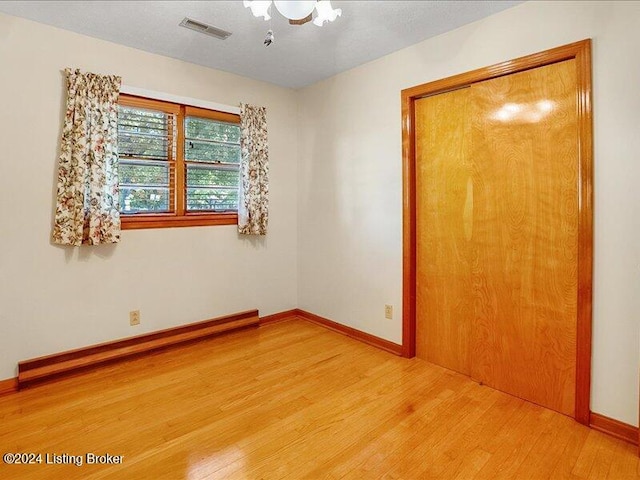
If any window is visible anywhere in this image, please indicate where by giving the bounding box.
[117,94,241,229]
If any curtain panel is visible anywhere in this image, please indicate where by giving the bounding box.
[52,68,122,246]
[238,103,269,235]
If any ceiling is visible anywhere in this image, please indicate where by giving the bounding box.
[0,1,522,89]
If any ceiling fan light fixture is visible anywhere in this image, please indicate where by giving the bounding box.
[273,1,316,21]
[313,0,342,26]
[243,0,272,20]
[244,0,343,31]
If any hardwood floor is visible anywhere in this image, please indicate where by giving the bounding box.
[0,318,637,479]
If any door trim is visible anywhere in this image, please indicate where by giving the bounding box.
[401,39,593,425]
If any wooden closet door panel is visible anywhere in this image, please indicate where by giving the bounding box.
[470,59,579,416]
[415,88,473,375]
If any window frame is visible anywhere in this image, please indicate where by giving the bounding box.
[118,94,241,230]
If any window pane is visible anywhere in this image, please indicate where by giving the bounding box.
[186,165,239,212]
[118,106,170,160]
[119,107,168,135]
[184,139,241,164]
[186,188,238,212]
[184,116,241,165]
[120,162,169,187]
[119,187,170,213]
[118,133,168,160]
[187,165,239,188]
[185,117,241,143]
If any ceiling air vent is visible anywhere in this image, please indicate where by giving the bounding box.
[179,17,232,40]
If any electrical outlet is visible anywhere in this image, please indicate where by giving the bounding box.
[129,310,140,326]
[385,304,393,320]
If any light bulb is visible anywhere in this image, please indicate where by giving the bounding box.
[273,1,316,20]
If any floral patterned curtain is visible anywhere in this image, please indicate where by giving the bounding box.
[52,69,122,246]
[238,103,269,235]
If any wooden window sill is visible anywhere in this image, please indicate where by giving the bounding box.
[121,212,238,230]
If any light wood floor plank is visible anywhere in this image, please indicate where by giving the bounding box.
[0,319,636,479]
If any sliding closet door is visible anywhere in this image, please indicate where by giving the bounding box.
[414,59,579,417]
[470,59,578,416]
[415,88,473,375]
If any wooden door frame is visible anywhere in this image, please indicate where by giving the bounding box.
[401,39,593,425]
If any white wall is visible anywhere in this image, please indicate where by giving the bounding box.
[298,1,640,426]
[0,13,299,379]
